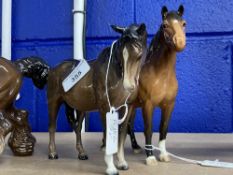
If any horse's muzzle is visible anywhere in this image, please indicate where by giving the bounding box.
[123,79,137,93]
[173,36,186,52]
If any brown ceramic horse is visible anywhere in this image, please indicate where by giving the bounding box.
[0,57,49,155]
[45,24,147,175]
[126,5,186,165]
[0,58,22,111]
[0,58,21,154]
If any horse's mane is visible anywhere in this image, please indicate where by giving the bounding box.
[146,26,163,61]
[96,40,122,67]
[96,40,123,79]
[14,56,50,89]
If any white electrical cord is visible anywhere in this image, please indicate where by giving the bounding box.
[105,40,131,125]
[145,144,233,169]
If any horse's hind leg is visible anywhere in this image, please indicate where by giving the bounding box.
[127,108,141,154]
[74,111,88,160]
[143,101,157,166]
[158,102,174,162]
[64,104,88,160]
[48,99,60,159]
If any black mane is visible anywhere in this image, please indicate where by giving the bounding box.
[97,40,123,78]
[14,56,50,89]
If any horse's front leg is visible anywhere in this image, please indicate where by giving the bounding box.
[127,108,141,153]
[159,102,174,162]
[100,112,106,151]
[143,101,157,166]
[117,106,133,170]
[100,109,118,175]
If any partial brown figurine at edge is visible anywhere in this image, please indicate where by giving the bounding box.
[0,56,49,156]
[8,109,36,156]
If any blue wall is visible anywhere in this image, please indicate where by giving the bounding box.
[0,0,232,132]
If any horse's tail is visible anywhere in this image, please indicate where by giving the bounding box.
[14,56,50,89]
[64,103,79,129]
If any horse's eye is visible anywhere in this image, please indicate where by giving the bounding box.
[133,38,138,42]
[123,36,131,42]
[163,23,168,29]
[183,21,186,27]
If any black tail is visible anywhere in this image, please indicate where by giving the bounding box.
[64,103,80,129]
[14,56,50,89]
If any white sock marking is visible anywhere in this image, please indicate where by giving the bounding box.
[159,139,167,155]
[105,154,118,174]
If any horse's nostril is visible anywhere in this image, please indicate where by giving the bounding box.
[173,37,180,44]
[173,36,185,48]
[178,39,183,46]
[123,79,137,92]
[128,84,136,92]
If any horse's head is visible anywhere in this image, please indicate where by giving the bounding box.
[161,5,186,52]
[111,23,147,92]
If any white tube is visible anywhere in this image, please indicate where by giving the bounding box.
[73,0,86,132]
[1,0,12,60]
[73,0,85,60]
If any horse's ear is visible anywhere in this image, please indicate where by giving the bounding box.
[137,23,146,35]
[178,5,184,17]
[161,6,168,19]
[111,25,125,34]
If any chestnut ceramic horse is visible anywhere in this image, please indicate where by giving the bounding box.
[0,56,49,155]
[126,5,186,165]
[45,24,147,175]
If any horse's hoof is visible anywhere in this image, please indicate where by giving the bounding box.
[48,153,59,160]
[0,136,5,155]
[159,153,171,162]
[100,145,106,152]
[105,173,119,175]
[117,161,129,170]
[132,144,142,154]
[105,168,119,175]
[78,153,88,160]
[146,156,158,166]
[133,148,142,154]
